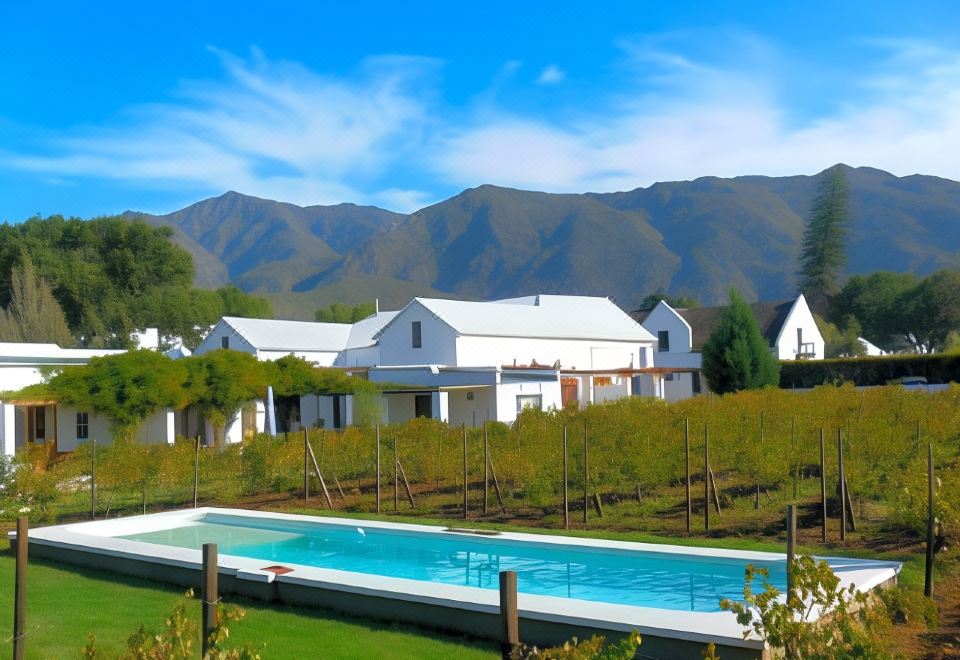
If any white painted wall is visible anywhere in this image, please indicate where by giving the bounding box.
[447,387,497,427]
[773,295,825,360]
[1,404,14,457]
[56,406,111,452]
[377,302,459,366]
[594,377,630,404]
[455,335,649,370]
[338,345,380,368]
[494,380,562,423]
[0,366,50,392]
[193,321,257,356]
[134,409,175,445]
[55,406,174,452]
[640,301,693,353]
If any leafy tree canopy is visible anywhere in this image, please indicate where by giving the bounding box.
[636,292,699,312]
[701,289,780,394]
[51,350,188,439]
[315,301,376,323]
[815,314,866,358]
[0,255,74,346]
[0,215,273,349]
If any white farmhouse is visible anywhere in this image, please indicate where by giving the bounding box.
[634,294,824,400]
[356,295,659,427]
[194,316,352,365]
[0,341,128,456]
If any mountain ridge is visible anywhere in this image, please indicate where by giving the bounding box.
[125,165,960,319]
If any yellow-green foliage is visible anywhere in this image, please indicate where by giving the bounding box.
[5,384,959,537]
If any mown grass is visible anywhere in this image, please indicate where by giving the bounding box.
[0,548,495,660]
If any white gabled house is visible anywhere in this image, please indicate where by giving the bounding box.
[0,341,157,457]
[634,294,824,400]
[356,295,659,427]
[194,316,352,365]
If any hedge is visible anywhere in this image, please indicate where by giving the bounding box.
[779,353,960,388]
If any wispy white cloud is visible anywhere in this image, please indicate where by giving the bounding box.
[5,36,960,214]
[436,36,960,192]
[536,65,566,85]
[5,48,441,211]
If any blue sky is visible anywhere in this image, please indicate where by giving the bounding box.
[1,1,959,221]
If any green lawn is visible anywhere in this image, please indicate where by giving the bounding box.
[0,549,495,659]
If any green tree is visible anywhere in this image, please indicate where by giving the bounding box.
[0,256,74,345]
[701,289,780,393]
[636,292,699,312]
[49,350,187,440]
[908,269,960,352]
[816,314,866,358]
[216,285,273,319]
[183,350,268,445]
[799,166,849,312]
[830,271,918,351]
[315,301,376,323]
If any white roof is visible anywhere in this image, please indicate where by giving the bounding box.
[0,342,124,364]
[221,317,351,352]
[345,311,399,349]
[378,296,655,342]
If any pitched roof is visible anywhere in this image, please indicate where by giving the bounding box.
[665,300,795,351]
[221,317,351,352]
[345,311,399,349]
[379,295,655,342]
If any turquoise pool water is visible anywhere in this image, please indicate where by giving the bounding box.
[121,514,785,612]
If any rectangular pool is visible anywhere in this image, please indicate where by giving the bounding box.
[15,508,901,659]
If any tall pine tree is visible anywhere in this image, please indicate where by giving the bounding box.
[799,166,849,312]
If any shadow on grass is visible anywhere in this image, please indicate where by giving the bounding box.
[0,546,495,655]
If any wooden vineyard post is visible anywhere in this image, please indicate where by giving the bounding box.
[304,428,310,502]
[489,454,506,514]
[563,426,569,530]
[583,424,589,527]
[838,429,846,542]
[499,571,520,660]
[685,418,691,534]
[397,458,416,509]
[462,424,468,520]
[484,422,489,515]
[756,412,763,509]
[820,428,827,543]
[194,435,201,509]
[201,543,219,658]
[376,425,381,514]
[704,425,710,532]
[925,442,935,598]
[394,436,399,512]
[786,505,797,606]
[13,516,27,660]
[436,426,443,493]
[791,417,799,500]
[306,438,334,508]
[91,439,97,520]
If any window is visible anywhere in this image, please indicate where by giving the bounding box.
[414,394,432,418]
[664,372,675,381]
[657,330,670,352]
[77,412,89,439]
[797,328,803,351]
[692,372,702,394]
[516,394,542,414]
[35,407,46,438]
[221,336,229,349]
[412,321,422,348]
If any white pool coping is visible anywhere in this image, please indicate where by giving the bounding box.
[11,507,901,651]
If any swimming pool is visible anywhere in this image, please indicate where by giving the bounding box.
[15,508,901,659]
[120,511,783,612]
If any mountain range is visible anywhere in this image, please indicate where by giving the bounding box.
[125,165,960,319]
